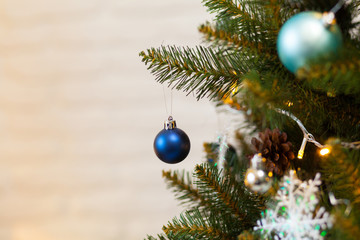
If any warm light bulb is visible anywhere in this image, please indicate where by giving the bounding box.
[257,170,265,178]
[297,150,304,159]
[320,147,330,156]
[286,101,294,107]
[246,172,256,184]
[297,137,307,159]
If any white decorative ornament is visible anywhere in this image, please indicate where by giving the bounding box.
[254,171,333,240]
[244,154,272,193]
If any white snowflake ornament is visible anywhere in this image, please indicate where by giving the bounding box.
[254,171,333,240]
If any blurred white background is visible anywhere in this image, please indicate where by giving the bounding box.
[0,0,218,239]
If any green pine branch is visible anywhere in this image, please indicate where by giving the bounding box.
[321,140,360,205]
[202,0,258,21]
[298,48,360,97]
[147,163,267,240]
[194,164,266,228]
[194,164,245,220]
[201,0,281,31]
[139,45,249,99]
[162,170,209,208]
[198,21,276,61]
[329,210,360,240]
[237,68,360,142]
[200,1,282,54]
[162,210,230,240]
[146,235,167,240]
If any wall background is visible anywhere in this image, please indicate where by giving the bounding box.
[0,0,218,239]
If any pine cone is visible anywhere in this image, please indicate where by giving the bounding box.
[251,128,295,176]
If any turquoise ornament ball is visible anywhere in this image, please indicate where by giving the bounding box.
[277,11,342,74]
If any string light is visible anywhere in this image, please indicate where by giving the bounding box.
[297,137,308,159]
[257,170,265,177]
[274,108,327,158]
[221,105,359,157]
[320,147,331,156]
[285,100,294,107]
[275,108,360,157]
[329,192,352,216]
[341,141,360,150]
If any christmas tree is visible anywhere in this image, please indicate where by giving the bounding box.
[139,0,360,239]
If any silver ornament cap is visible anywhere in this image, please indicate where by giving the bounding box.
[164,116,177,130]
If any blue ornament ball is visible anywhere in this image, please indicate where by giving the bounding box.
[153,118,190,164]
[277,11,342,73]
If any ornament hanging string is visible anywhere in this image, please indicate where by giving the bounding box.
[162,59,173,117]
[330,0,344,14]
[162,85,173,117]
